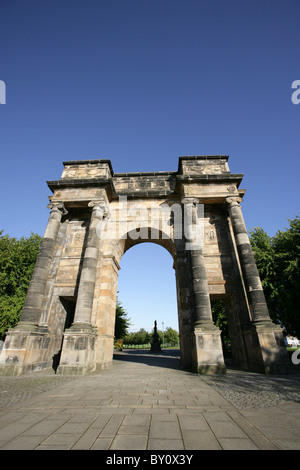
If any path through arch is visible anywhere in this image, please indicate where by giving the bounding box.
[117,242,179,362]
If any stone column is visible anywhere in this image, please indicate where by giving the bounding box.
[226,196,290,373]
[70,199,109,331]
[18,201,68,331]
[226,196,271,325]
[190,249,214,326]
[183,198,215,327]
[183,198,226,374]
[58,199,109,375]
[174,249,193,370]
[0,202,67,375]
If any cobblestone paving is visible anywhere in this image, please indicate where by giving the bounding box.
[0,351,299,450]
[203,368,300,410]
[0,353,299,412]
[0,373,78,409]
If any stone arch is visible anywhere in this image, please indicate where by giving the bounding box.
[93,226,181,370]
[0,156,291,376]
[123,227,177,259]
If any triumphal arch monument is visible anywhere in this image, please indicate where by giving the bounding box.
[0,156,290,375]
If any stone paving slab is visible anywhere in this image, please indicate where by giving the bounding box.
[0,349,299,451]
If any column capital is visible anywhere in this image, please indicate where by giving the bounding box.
[47,201,68,215]
[88,199,109,219]
[181,197,200,206]
[226,196,243,207]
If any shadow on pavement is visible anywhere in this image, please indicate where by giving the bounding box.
[113,348,182,370]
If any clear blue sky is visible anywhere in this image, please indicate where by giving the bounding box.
[0,0,299,332]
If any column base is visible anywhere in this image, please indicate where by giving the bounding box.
[57,323,98,375]
[244,320,291,374]
[191,322,226,374]
[0,324,50,376]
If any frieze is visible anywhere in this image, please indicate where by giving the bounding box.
[113,175,176,194]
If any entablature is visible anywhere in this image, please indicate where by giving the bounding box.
[46,155,246,206]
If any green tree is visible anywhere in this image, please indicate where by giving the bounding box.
[211,301,229,346]
[0,231,42,340]
[124,329,151,345]
[272,217,300,338]
[248,226,278,323]
[135,328,151,344]
[163,327,179,346]
[123,331,135,344]
[249,217,300,338]
[114,299,131,340]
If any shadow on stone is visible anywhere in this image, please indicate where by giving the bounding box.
[113,348,181,370]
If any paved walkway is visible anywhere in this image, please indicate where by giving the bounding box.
[0,349,300,450]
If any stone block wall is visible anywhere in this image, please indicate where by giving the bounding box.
[0,156,291,375]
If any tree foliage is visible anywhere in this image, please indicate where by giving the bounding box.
[163,326,179,346]
[249,216,300,338]
[211,301,229,345]
[123,328,151,345]
[114,299,131,340]
[0,231,42,340]
[123,326,179,346]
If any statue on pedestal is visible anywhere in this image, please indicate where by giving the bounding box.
[150,320,161,353]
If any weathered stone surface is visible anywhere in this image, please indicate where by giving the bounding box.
[0,156,291,375]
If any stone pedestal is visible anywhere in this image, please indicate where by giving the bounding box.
[150,321,161,353]
[150,341,161,353]
[191,322,226,374]
[244,321,291,374]
[94,335,114,371]
[57,323,97,375]
[0,324,49,376]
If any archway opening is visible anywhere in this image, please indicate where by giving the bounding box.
[211,299,232,366]
[52,296,76,372]
[115,242,180,367]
